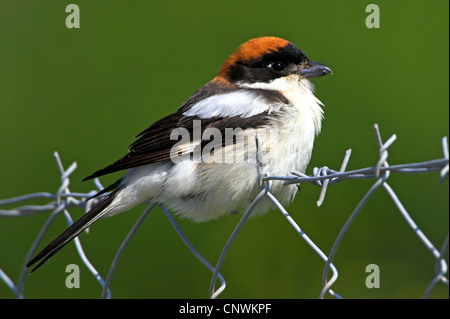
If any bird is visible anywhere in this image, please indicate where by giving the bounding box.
[26,36,332,272]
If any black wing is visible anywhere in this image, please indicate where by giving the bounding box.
[83,111,273,181]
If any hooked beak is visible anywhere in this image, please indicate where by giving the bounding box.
[296,61,333,79]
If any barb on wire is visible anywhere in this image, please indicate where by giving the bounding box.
[209,135,342,299]
[267,124,449,298]
[0,124,448,299]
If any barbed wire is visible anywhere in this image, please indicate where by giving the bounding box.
[0,124,448,298]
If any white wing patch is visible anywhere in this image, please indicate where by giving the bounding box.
[182,90,281,119]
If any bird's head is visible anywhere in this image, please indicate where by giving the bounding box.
[217,36,332,89]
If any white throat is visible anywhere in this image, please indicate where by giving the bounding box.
[238,75,324,135]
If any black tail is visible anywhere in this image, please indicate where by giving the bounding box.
[26,193,116,273]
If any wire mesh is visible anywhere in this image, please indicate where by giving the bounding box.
[0,124,448,299]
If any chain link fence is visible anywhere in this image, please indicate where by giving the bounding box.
[1,124,448,299]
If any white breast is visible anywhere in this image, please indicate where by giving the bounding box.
[241,75,324,176]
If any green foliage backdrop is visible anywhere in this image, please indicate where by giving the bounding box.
[0,1,448,298]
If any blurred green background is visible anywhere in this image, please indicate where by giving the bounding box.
[0,0,448,299]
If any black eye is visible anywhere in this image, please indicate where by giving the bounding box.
[271,62,285,72]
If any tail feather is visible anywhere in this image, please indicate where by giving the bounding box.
[26,193,116,273]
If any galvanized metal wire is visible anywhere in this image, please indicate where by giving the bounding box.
[0,124,448,298]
